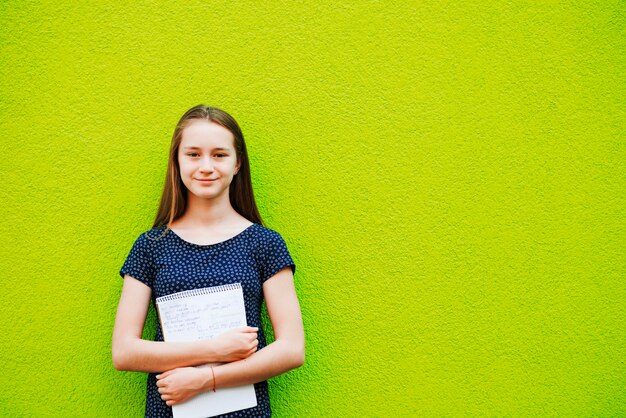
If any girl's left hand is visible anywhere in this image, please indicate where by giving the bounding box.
[156,367,211,406]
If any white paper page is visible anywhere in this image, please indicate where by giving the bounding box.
[158,285,246,342]
[156,284,257,418]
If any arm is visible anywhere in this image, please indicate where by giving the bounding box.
[156,266,304,405]
[112,275,258,373]
[213,265,305,383]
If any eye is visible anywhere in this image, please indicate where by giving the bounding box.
[215,153,227,158]
[187,152,199,157]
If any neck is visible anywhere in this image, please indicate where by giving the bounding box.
[179,191,239,228]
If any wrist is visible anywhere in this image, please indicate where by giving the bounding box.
[201,367,216,392]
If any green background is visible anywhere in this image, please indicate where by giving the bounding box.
[1,1,624,416]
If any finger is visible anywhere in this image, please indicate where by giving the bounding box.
[160,394,172,401]
[156,370,171,380]
[166,400,175,406]
[241,326,259,333]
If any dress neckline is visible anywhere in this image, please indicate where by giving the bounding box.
[166,223,257,247]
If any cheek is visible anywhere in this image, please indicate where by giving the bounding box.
[177,164,194,185]
[178,159,194,174]
[230,159,239,172]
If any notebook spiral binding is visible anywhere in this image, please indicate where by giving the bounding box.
[156,283,242,303]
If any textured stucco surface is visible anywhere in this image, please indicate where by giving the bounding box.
[1,1,624,416]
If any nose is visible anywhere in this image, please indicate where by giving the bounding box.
[199,156,214,172]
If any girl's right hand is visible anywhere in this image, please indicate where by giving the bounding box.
[211,326,259,362]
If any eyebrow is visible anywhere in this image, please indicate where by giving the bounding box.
[182,146,231,151]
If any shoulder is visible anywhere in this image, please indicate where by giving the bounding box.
[251,223,288,245]
[250,224,293,258]
[143,225,169,241]
[130,225,168,249]
[250,224,296,280]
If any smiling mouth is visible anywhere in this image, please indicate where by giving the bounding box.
[195,178,217,182]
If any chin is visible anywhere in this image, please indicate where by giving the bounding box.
[190,188,227,200]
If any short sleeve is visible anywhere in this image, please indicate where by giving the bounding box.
[119,232,155,289]
[258,229,296,283]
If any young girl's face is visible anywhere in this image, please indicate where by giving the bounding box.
[177,120,240,201]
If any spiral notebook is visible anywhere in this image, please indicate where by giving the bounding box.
[155,283,257,418]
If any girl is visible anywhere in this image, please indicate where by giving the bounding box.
[112,104,305,418]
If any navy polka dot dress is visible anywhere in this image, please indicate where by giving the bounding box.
[119,223,296,418]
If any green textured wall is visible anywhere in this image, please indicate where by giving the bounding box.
[1,1,624,416]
